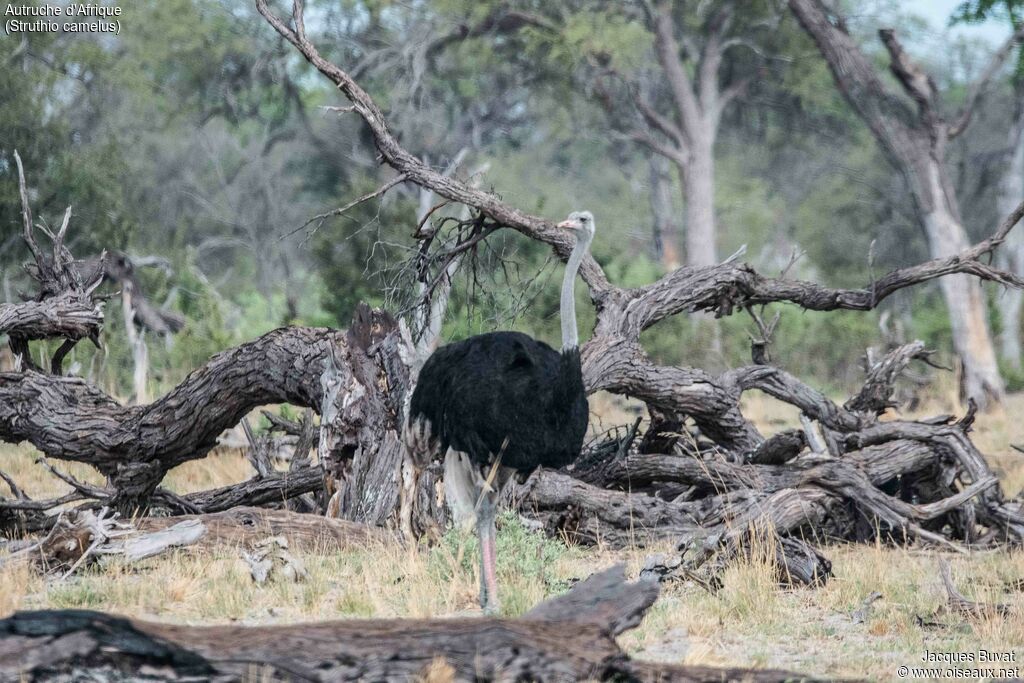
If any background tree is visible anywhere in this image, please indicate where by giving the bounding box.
[789,0,1024,406]
[952,0,1024,373]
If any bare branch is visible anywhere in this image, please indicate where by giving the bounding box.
[844,341,931,414]
[635,92,687,148]
[717,76,753,114]
[254,0,616,293]
[787,0,918,163]
[627,129,689,166]
[621,200,1024,334]
[13,151,41,263]
[878,29,938,122]
[284,173,408,241]
[949,23,1024,139]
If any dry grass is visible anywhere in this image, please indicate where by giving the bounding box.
[2,393,1024,680]
[1,523,1020,680]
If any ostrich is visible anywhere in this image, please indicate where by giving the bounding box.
[404,210,595,612]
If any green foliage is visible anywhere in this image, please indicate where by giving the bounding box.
[951,0,1024,80]
[952,0,1024,25]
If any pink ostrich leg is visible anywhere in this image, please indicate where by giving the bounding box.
[477,495,500,613]
[483,525,499,610]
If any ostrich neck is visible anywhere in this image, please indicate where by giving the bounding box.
[560,232,592,351]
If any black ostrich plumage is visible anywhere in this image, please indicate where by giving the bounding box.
[408,330,588,471]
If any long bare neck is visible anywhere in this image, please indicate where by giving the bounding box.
[560,232,592,351]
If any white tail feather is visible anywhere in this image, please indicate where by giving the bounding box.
[444,450,479,530]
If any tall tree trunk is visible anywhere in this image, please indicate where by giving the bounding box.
[786,0,1016,406]
[678,132,723,358]
[681,131,717,267]
[997,103,1024,371]
[648,155,682,269]
[913,155,1004,402]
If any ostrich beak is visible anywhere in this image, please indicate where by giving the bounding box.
[556,219,576,230]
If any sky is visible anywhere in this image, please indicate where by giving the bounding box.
[903,0,1011,46]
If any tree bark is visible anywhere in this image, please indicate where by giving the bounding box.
[3,3,1024,580]
[997,101,1024,370]
[0,296,103,343]
[680,130,718,267]
[649,2,725,269]
[133,507,389,551]
[0,326,344,509]
[121,286,150,404]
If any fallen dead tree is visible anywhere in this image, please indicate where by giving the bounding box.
[2,2,1024,584]
[0,565,821,682]
[133,507,390,551]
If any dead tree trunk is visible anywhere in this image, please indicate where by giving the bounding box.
[0,326,345,510]
[250,0,1024,551]
[0,565,820,682]
[120,284,150,404]
[788,0,1024,406]
[1,153,105,376]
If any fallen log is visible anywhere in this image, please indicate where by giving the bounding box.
[0,565,820,682]
[181,466,326,513]
[134,507,390,550]
[524,433,997,551]
[0,457,333,538]
[0,326,345,508]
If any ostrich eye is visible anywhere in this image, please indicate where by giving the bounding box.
[580,216,588,223]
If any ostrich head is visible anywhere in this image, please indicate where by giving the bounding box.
[556,210,596,241]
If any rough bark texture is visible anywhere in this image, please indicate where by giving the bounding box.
[0,295,103,344]
[0,565,821,682]
[180,466,327,513]
[0,326,342,509]
[788,0,1024,405]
